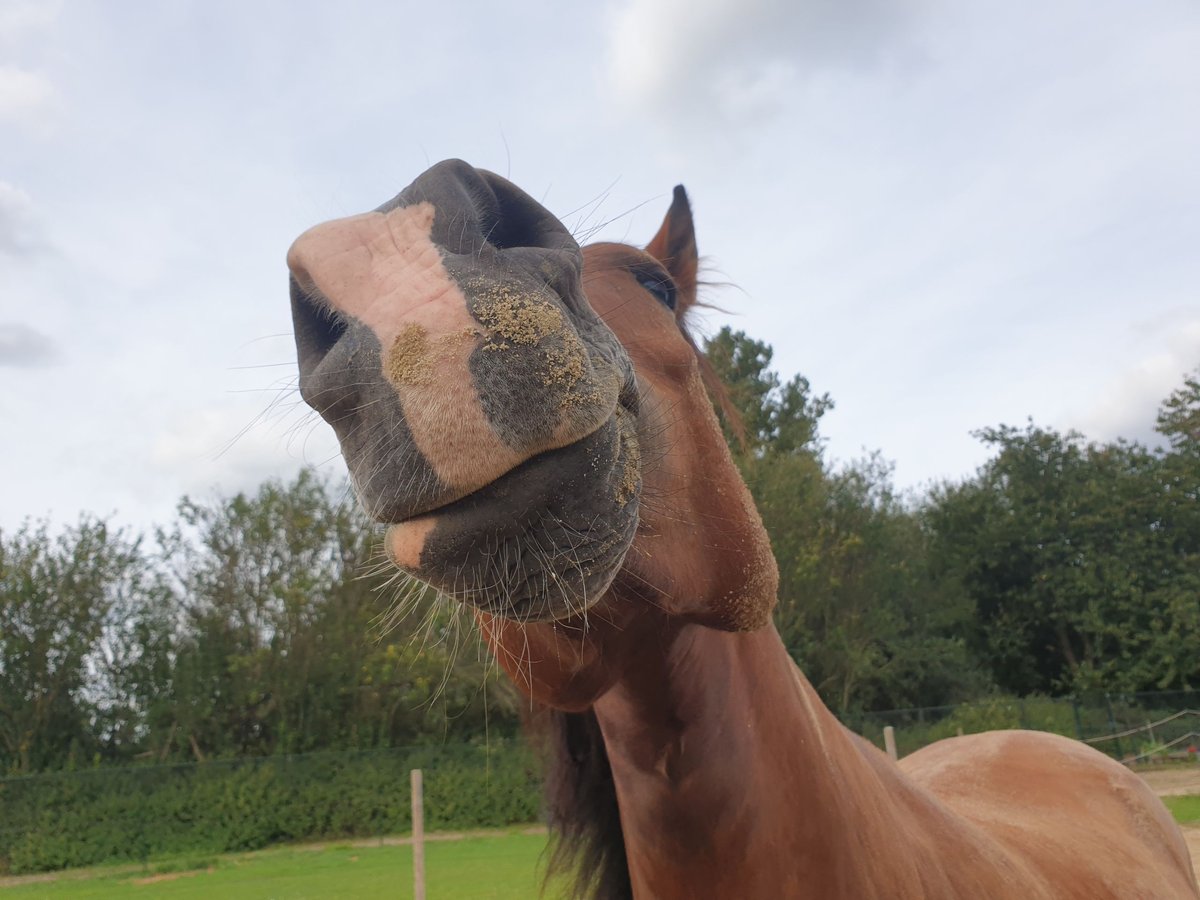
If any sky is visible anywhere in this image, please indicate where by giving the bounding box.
[2,0,1198,533]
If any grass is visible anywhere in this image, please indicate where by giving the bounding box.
[6,796,1199,897]
[1165,795,1200,825]
[0,831,561,899]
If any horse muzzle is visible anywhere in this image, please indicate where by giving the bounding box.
[289,159,641,620]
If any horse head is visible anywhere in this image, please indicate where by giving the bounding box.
[288,160,778,709]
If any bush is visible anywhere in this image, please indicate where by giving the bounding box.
[848,691,1200,759]
[0,742,541,874]
[851,695,1083,757]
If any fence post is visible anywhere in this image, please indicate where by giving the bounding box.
[1104,693,1124,758]
[1071,696,1084,741]
[883,726,898,761]
[411,768,425,900]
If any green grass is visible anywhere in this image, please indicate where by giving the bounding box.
[11,795,1196,898]
[1165,795,1200,825]
[0,831,562,899]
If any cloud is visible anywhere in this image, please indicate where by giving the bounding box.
[1070,316,1200,446]
[0,322,59,366]
[0,65,55,126]
[603,0,919,124]
[0,0,61,43]
[150,403,343,502]
[0,1,61,130]
[0,181,43,255]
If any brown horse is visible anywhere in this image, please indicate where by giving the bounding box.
[287,160,1197,899]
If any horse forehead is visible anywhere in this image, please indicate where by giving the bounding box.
[580,243,645,316]
[582,241,643,274]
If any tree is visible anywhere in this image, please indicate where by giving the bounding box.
[1156,368,1200,452]
[773,454,982,712]
[159,470,518,759]
[704,327,832,456]
[0,518,155,773]
[926,419,1200,695]
[705,329,981,712]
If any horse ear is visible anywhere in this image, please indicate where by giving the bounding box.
[645,186,698,314]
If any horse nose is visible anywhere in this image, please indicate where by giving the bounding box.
[384,159,582,281]
[286,160,636,527]
[285,241,309,288]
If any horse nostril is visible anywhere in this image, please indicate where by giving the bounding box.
[482,176,578,256]
[290,276,347,375]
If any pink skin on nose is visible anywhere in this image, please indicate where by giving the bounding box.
[387,515,435,571]
[286,203,527,499]
[288,204,456,348]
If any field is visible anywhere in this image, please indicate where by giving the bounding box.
[6,770,1200,897]
[0,831,562,899]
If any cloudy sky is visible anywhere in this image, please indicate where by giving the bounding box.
[3,0,1198,533]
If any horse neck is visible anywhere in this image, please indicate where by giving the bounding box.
[591,620,959,899]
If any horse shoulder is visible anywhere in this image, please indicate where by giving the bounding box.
[900,730,1198,898]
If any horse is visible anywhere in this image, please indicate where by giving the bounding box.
[286,159,1198,899]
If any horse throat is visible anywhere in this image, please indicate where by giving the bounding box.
[590,622,955,899]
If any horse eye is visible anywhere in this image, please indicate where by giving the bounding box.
[637,274,676,310]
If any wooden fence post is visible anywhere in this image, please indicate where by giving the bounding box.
[883,726,898,761]
[411,768,425,900]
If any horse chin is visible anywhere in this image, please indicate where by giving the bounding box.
[382,411,641,623]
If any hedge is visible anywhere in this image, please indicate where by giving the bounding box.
[0,742,541,874]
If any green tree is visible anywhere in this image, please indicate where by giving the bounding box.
[926,418,1200,695]
[705,329,981,712]
[1156,368,1200,452]
[1148,367,1200,688]
[159,470,518,760]
[775,455,982,712]
[704,327,832,455]
[0,518,154,773]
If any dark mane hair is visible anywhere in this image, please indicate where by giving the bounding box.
[539,708,632,900]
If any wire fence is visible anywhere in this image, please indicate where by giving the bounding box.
[843,690,1200,761]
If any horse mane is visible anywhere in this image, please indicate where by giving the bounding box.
[540,708,632,900]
